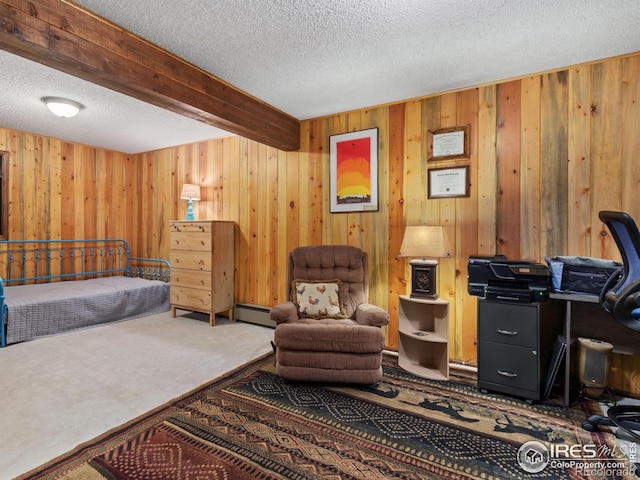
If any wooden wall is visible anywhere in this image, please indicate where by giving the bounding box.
[1,51,640,394]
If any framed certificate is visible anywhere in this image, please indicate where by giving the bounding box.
[428,125,470,161]
[428,165,470,199]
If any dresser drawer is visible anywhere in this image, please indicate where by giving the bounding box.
[170,250,212,271]
[478,301,538,348]
[478,341,539,393]
[170,221,212,234]
[171,268,211,290]
[170,286,211,310]
[170,231,212,251]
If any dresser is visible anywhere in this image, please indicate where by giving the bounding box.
[169,220,235,325]
[477,299,561,401]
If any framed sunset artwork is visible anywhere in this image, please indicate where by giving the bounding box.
[329,128,379,213]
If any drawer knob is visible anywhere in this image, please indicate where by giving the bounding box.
[497,329,518,336]
[497,370,518,378]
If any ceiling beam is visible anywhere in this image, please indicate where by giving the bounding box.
[0,0,300,151]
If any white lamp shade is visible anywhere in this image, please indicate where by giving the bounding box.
[180,183,201,200]
[398,225,452,258]
[42,97,83,118]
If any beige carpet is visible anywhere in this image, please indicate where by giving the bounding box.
[0,310,274,480]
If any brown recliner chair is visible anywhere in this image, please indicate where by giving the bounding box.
[270,245,390,384]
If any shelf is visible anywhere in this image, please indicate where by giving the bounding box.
[399,294,448,305]
[398,327,447,343]
[398,295,450,380]
[398,358,449,381]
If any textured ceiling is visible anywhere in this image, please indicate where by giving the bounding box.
[1,0,640,153]
[0,50,228,154]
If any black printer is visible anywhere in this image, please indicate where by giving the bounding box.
[468,254,550,303]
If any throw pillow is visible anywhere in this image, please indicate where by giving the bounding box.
[292,279,346,319]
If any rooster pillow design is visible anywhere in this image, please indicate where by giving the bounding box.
[292,279,346,319]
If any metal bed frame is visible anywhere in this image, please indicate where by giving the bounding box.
[0,238,170,347]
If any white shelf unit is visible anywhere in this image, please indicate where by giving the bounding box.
[398,295,450,380]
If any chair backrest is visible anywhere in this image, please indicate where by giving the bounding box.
[287,245,369,319]
[598,211,640,330]
[599,211,640,294]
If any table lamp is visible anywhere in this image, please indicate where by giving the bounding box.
[399,225,452,299]
[180,183,201,221]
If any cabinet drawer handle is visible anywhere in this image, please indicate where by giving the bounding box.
[497,370,517,378]
[497,329,517,336]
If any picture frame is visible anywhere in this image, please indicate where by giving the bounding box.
[427,125,470,161]
[329,127,379,213]
[428,165,470,199]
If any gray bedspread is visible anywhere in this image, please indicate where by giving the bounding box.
[5,276,170,344]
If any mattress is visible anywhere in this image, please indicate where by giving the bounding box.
[4,276,170,344]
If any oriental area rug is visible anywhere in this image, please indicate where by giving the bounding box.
[18,353,635,480]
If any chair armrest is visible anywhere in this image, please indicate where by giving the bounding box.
[355,303,390,327]
[270,301,299,324]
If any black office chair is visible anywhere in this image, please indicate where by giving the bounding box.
[582,211,640,440]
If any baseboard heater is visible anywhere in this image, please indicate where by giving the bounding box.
[234,303,275,328]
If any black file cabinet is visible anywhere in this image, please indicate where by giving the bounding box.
[477,299,560,401]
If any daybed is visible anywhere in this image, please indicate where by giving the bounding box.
[0,239,171,347]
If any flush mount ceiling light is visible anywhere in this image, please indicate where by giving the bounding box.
[41,97,84,118]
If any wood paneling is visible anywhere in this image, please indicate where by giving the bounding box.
[541,71,569,257]
[387,103,406,349]
[567,66,592,256]
[2,52,640,394]
[496,80,521,259]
